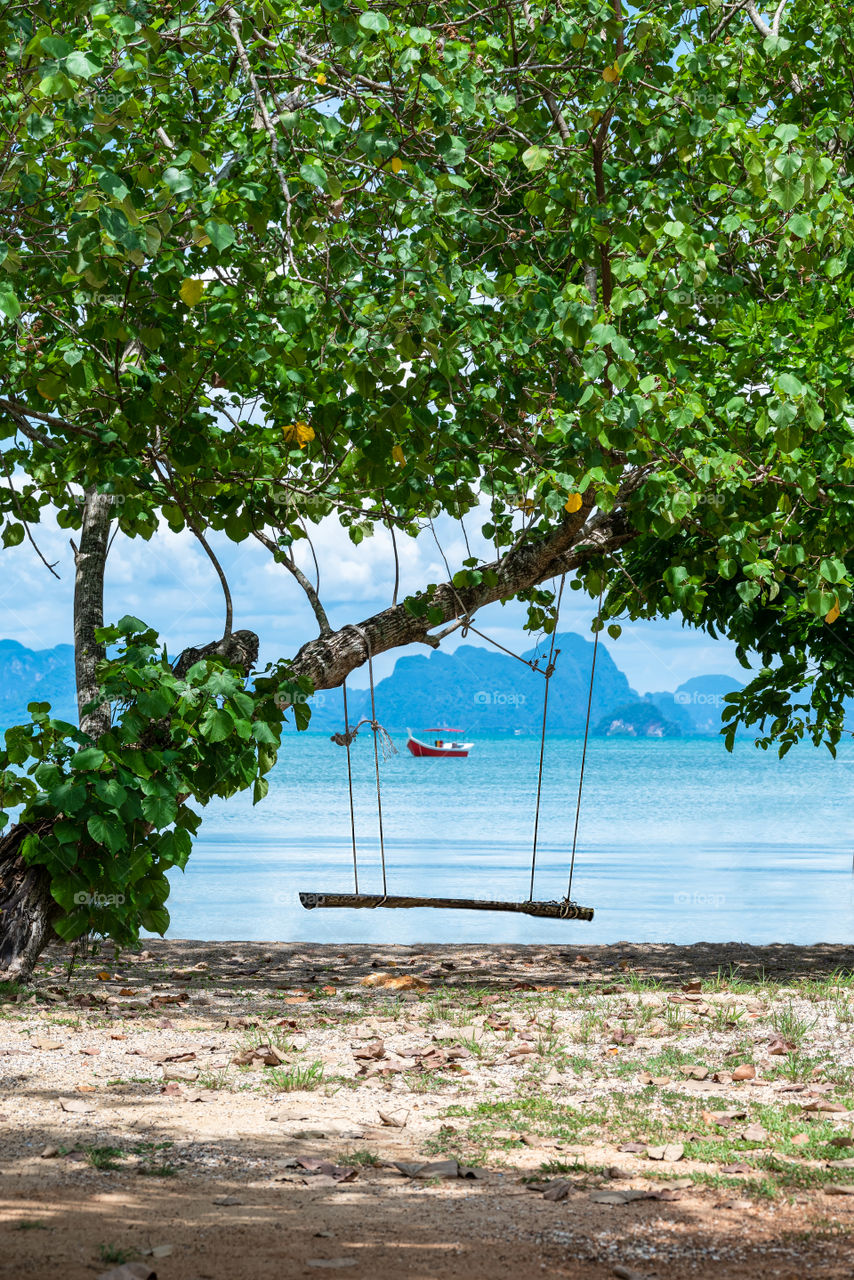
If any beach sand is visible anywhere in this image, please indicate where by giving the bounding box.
[2,939,854,1279]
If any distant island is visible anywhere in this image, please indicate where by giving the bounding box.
[301,633,742,739]
[0,632,748,740]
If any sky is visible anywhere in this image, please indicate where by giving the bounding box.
[0,503,746,696]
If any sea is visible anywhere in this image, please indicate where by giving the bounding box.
[161,732,854,946]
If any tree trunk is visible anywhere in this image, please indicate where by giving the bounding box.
[0,822,58,980]
[0,490,114,981]
[74,488,113,737]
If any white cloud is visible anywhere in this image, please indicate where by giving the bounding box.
[0,501,743,693]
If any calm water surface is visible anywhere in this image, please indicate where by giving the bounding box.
[163,734,854,945]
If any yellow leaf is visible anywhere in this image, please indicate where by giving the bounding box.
[565,492,583,513]
[602,62,620,83]
[282,420,315,448]
[180,278,205,306]
[390,156,403,174]
[826,598,841,624]
[515,497,536,513]
[315,72,326,85]
[392,443,405,465]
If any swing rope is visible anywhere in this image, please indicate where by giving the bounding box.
[529,575,566,900]
[353,625,388,898]
[311,586,601,922]
[341,678,359,895]
[567,588,603,900]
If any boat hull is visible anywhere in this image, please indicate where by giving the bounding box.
[406,736,470,758]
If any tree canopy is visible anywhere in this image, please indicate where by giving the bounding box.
[1,0,852,963]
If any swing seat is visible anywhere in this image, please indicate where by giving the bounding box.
[299,892,593,921]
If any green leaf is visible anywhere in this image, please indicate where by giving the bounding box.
[141,794,177,827]
[0,287,20,321]
[163,167,194,194]
[776,373,804,397]
[787,213,812,239]
[359,11,390,32]
[71,747,106,771]
[201,708,233,742]
[97,169,130,201]
[140,905,170,934]
[521,145,550,173]
[65,50,103,79]
[87,814,126,854]
[204,219,235,251]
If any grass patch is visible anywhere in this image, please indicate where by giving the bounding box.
[342,1149,381,1166]
[85,1145,124,1171]
[269,1060,324,1092]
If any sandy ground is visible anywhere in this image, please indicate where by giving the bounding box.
[2,940,854,1280]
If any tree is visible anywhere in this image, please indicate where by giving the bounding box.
[0,0,851,976]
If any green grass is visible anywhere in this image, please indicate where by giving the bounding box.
[99,1245,138,1264]
[769,1003,816,1043]
[268,1060,324,1091]
[137,1163,177,1178]
[342,1149,381,1166]
[14,1220,49,1231]
[85,1145,124,1171]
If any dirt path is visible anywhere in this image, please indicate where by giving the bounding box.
[2,940,854,1279]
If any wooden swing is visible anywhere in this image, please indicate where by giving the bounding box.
[300,583,598,922]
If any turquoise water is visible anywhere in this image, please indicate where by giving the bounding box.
[163,733,854,945]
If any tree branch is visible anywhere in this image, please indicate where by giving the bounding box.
[252,529,332,635]
[288,492,640,694]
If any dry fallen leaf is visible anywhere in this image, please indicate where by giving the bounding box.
[352,1039,385,1062]
[679,1065,709,1080]
[59,1096,95,1114]
[768,1034,796,1055]
[731,1064,756,1082]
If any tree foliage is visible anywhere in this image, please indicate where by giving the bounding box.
[1,0,853,946]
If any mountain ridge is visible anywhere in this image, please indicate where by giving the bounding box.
[0,634,744,739]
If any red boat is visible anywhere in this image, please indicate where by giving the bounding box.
[406,728,473,758]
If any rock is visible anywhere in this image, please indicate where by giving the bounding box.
[40,1145,59,1158]
[590,1189,647,1205]
[731,1064,756,1081]
[646,1143,683,1162]
[162,1064,199,1082]
[305,1263,357,1270]
[97,1266,156,1280]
